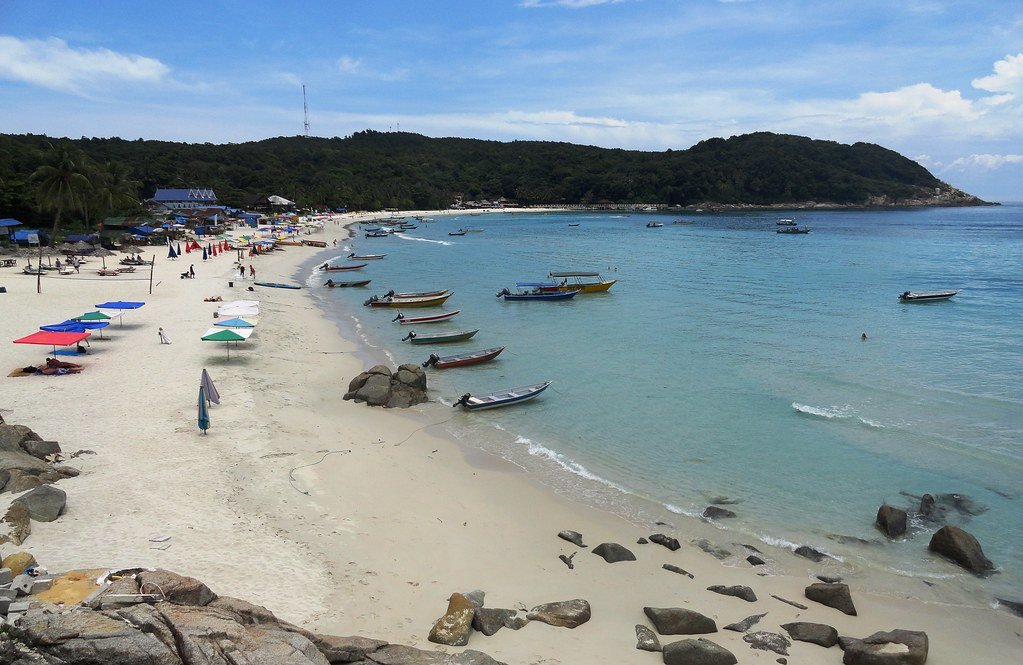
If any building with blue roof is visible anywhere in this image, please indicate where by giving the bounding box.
[149,188,218,211]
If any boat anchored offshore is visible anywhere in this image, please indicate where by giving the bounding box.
[320,262,368,271]
[324,279,371,288]
[364,291,453,308]
[776,227,810,234]
[393,310,461,324]
[497,287,579,301]
[402,329,479,344]
[453,381,551,410]
[898,290,959,302]
[423,346,505,369]
[347,253,386,260]
[776,218,797,226]
[545,271,616,293]
[646,221,663,228]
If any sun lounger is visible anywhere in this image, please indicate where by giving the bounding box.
[116,266,136,273]
[97,268,120,276]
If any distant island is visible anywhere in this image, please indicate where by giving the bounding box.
[0,131,991,226]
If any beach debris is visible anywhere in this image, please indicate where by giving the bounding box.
[472,607,528,636]
[927,525,994,574]
[724,612,767,632]
[746,555,766,566]
[428,592,476,645]
[635,624,661,651]
[780,621,839,647]
[557,529,586,547]
[840,629,928,665]
[643,607,717,635]
[703,506,737,519]
[661,637,736,665]
[744,631,790,655]
[526,598,591,628]
[693,538,732,560]
[662,563,694,578]
[770,594,808,610]
[149,535,171,543]
[649,533,681,551]
[793,545,828,562]
[592,542,637,563]
[343,363,428,408]
[12,485,66,522]
[707,584,757,603]
[876,504,908,538]
[804,582,857,616]
[559,552,576,569]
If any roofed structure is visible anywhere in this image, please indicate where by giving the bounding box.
[149,188,218,210]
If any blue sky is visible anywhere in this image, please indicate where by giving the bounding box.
[2,0,1021,200]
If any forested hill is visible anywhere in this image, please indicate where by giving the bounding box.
[0,130,985,220]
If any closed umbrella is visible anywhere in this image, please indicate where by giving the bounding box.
[168,244,178,259]
[198,385,210,434]
[200,368,221,405]
[202,247,208,261]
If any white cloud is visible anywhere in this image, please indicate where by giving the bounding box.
[947,154,1023,171]
[842,83,979,121]
[520,0,625,8]
[0,35,168,95]
[972,52,1023,94]
[337,56,363,74]
[336,55,407,82]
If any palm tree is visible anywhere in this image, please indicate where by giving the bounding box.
[86,161,141,233]
[31,143,92,238]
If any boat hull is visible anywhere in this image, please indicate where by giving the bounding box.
[254,282,302,289]
[499,290,579,301]
[405,329,479,344]
[322,263,367,271]
[349,254,385,260]
[428,346,505,368]
[898,290,959,302]
[540,280,616,293]
[396,310,460,324]
[367,293,453,308]
[458,381,551,410]
[325,280,371,288]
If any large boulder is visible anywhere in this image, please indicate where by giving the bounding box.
[472,607,527,636]
[805,583,857,616]
[706,585,757,602]
[743,631,790,655]
[927,525,994,574]
[592,542,637,562]
[137,569,217,606]
[344,364,429,408]
[876,505,907,539]
[526,599,591,628]
[0,424,42,453]
[428,593,476,646]
[643,607,717,635]
[661,638,737,665]
[13,485,67,522]
[794,545,828,562]
[702,506,736,519]
[781,621,839,647]
[841,629,928,665]
[0,501,32,546]
[650,533,681,551]
[636,624,661,651]
[2,551,37,575]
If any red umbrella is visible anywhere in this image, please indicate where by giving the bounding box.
[14,330,91,354]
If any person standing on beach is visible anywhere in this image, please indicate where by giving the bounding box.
[239,264,245,279]
[249,264,255,279]
[189,264,195,278]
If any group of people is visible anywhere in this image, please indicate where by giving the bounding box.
[237,264,256,279]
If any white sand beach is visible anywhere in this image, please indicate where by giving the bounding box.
[1,211,1020,663]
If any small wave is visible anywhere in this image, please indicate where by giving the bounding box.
[520,438,632,494]
[664,503,704,519]
[792,403,886,429]
[395,235,452,246]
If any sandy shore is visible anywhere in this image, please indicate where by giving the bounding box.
[1,210,1020,663]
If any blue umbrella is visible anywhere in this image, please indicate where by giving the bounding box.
[41,319,109,339]
[198,385,210,434]
[202,247,208,261]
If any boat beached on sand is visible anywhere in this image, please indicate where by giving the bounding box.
[423,346,505,369]
[898,290,959,302]
[393,310,460,324]
[402,329,479,344]
[453,381,552,410]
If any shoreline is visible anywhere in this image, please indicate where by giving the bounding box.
[1,211,1021,662]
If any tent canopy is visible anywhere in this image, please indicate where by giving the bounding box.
[95,301,145,310]
[14,330,90,346]
[41,320,109,333]
[73,311,111,322]
[202,328,252,341]
[0,218,23,228]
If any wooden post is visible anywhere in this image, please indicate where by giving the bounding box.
[36,241,42,294]
[149,254,156,294]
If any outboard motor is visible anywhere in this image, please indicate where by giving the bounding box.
[453,393,472,408]
[347,252,354,258]
[363,295,378,306]
[402,331,416,342]
[385,290,395,298]
[423,354,440,368]
[496,288,511,298]
[391,312,404,322]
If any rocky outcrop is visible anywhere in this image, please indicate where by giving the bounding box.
[744,631,790,655]
[592,542,636,563]
[794,545,828,562]
[472,608,527,636]
[650,534,681,551]
[805,583,857,616]
[841,629,928,665]
[876,505,907,539]
[0,424,78,495]
[1,502,32,546]
[636,624,661,651]
[661,638,737,665]
[781,621,839,647]
[429,593,477,646]
[702,506,736,519]
[927,525,994,574]
[343,364,428,408]
[526,599,591,629]
[643,607,717,635]
[723,613,767,632]
[12,485,66,522]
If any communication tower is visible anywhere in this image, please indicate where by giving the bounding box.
[302,84,310,136]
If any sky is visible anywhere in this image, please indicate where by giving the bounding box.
[1,0,1022,200]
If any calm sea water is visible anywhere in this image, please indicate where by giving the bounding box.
[305,206,1023,605]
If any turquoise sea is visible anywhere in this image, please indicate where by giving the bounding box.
[305,205,1023,606]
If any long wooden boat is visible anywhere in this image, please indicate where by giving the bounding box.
[544,271,616,293]
[365,231,389,238]
[453,381,551,410]
[402,329,479,344]
[393,310,460,324]
[776,218,797,226]
[320,263,367,271]
[254,282,302,290]
[898,290,959,302]
[423,346,504,369]
[348,253,386,260]
[364,292,453,308]
[776,227,810,234]
[325,279,371,288]
[448,231,466,236]
[459,227,484,233]
[382,289,449,299]
[302,240,327,248]
[496,288,579,301]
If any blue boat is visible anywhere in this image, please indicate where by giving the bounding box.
[496,287,579,301]
[254,282,302,290]
[453,381,551,410]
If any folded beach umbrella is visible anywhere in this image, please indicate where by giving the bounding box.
[177,243,183,255]
[200,368,221,405]
[202,247,208,261]
[168,244,178,259]
[198,385,210,434]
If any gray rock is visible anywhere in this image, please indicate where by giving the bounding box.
[137,569,217,606]
[3,470,45,493]
[662,563,694,578]
[643,607,717,635]
[816,575,842,584]
[0,468,8,491]
[472,607,526,636]
[309,634,387,662]
[703,506,736,519]
[395,364,427,390]
[661,638,737,665]
[366,645,507,664]
[526,599,590,628]
[744,631,790,655]
[636,624,661,651]
[841,629,928,665]
[746,555,766,566]
[592,542,636,562]
[996,597,1023,618]
[0,450,52,475]
[21,440,61,460]
[462,589,486,609]
[13,485,67,522]
[693,539,732,560]
[367,364,392,376]
[428,593,476,646]
[794,545,828,562]
[723,612,767,632]
[928,525,994,574]
[344,365,428,408]
[0,502,31,546]
[637,537,649,544]
[781,621,839,647]
[919,493,935,517]
[876,504,907,539]
[707,584,757,602]
[650,533,681,551]
[804,583,857,616]
[0,424,42,452]
[558,530,586,547]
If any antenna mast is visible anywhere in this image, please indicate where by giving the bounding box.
[302,84,310,136]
